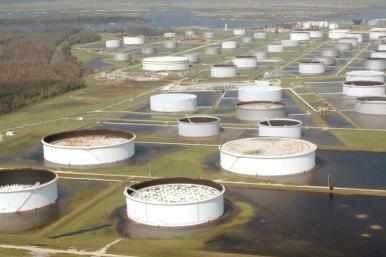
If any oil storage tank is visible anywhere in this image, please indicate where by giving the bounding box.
[258,119,302,138]
[113,53,130,61]
[346,70,385,82]
[334,42,353,52]
[267,44,283,53]
[281,39,299,47]
[184,53,200,63]
[371,51,386,59]
[338,38,359,49]
[238,85,282,102]
[123,36,145,45]
[124,177,225,227]
[236,101,286,121]
[299,60,325,74]
[233,29,246,36]
[0,169,58,213]
[232,56,258,69]
[222,41,237,49]
[219,137,317,176]
[142,56,189,71]
[342,81,386,97]
[290,31,310,41]
[164,41,178,50]
[369,28,386,40]
[354,96,386,115]
[106,40,121,49]
[329,29,351,39]
[211,64,237,78]
[320,48,341,58]
[178,116,221,137]
[150,93,197,112]
[312,56,336,66]
[254,32,267,39]
[364,58,386,71]
[42,129,136,166]
[164,32,177,38]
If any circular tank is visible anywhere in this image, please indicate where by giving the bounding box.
[204,46,221,55]
[236,101,286,122]
[290,31,310,41]
[124,177,225,227]
[106,40,121,49]
[281,39,299,47]
[164,32,176,38]
[329,29,351,39]
[211,64,237,78]
[364,58,386,71]
[203,31,214,39]
[346,70,385,82]
[185,30,196,37]
[42,129,135,166]
[320,48,341,58]
[233,29,246,36]
[254,32,267,39]
[354,96,386,115]
[238,85,282,102]
[178,116,221,137]
[338,38,359,48]
[369,28,386,40]
[150,93,197,112]
[255,51,268,60]
[267,44,283,53]
[141,47,157,55]
[348,33,363,43]
[371,51,386,59]
[123,36,145,45]
[222,41,237,49]
[299,60,325,74]
[334,42,353,52]
[378,44,386,51]
[306,30,323,38]
[142,56,189,71]
[164,41,178,50]
[219,137,317,176]
[113,53,130,61]
[184,53,200,63]
[312,56,336,66]
[232,56,258,69]
[0,169,58,213]
[342,81,386,97]
[258,119,302,138]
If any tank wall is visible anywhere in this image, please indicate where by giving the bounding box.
[236,108,286,121]
[43,141,135,165]
[346,72,385,82]
[267,45,283,53]
[355,101,386,115]
[143,61,189,71]
[238,89,282,102]
[126,194,224,226]
[299,63,325,74]
[342,85,386,97]
[0,181,58,213]
[258,125,302,138]
[364,59,386,71]
[178,121,220,137]
[150,97,197,112]
[211,67,237,77]
[232,58,257,69]
[220,150,315,176]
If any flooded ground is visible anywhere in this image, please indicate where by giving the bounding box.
[207,187,386,257]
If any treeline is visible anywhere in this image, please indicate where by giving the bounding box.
[0,31,99,114]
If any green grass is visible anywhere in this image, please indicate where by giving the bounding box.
[332,129,386,151]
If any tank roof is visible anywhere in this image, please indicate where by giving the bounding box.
[179,116,220,123]
[259,119,302,127]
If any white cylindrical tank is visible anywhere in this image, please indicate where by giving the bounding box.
[364,58,386,71]
[164,41,178,50]
[232,56,258,69]
[354,96,386,115]
[211,64,237,78]
[329,23,339,30]
[348,33,363,43]
[255,51,268,61]
[290,31,310,41]
[42,130,136,166]
[185,30,196,37]
[219,137,317,176]
[233,29,246,36]
[320,48,341,58]
[178,116,221,137]
[346,70,385,82]
[241,36,253,43]
[106,40,121,49]
[184,53,200,63]
[222,41,237,49]
[299,61,325,74]
[258,119,302,138]
[236,101,286,122]
[124,178,225,227]
[142,56,189,71]
[113,53,130,61]
[281,39,299,47]
[123,36,145,45]
[150,93,197,112]
[254,32,267,39]
[378,44,386,51]
[334,42,353,52]
[307,30,323,38]
[313,56,336,66]
[204,46,221,55]
[369,28,386,40]
[238,85,282,102]
[267,44,283,53]
[371,51,386,59]
[203,31,214,38]
[164,32,177,38]
[338,38,359,48]
[0,169,58,213]
[342,81,386,97]
[329,29,351,39]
